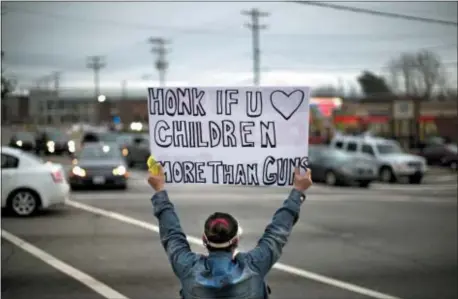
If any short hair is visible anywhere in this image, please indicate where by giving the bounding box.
[203,212,239,251]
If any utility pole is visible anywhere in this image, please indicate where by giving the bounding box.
[51,71,61,96]
[121,80,127,100]
[1,51,4,73]
[87,56,105,124]
[148,37,170,87]
[242,8,269,86]
[50,71,61,125]
[86,56,105,99]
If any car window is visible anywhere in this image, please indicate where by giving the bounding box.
[14,132,34,141]
[346,142,358,152]
[445,144,458,153]
[46,130,67,141]
[117,134,134,145]
[334,141,344,149]
[1,153,19,169]
[361,144,375,156]
[376,143,404,155]
[79,145,122,160]
[99,133,119,143]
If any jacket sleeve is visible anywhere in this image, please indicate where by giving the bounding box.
[245,188,304,277]
[151,190,198,279]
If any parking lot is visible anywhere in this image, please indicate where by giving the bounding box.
[2,152,457,299]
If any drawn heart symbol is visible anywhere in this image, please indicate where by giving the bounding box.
[270,90,305,121]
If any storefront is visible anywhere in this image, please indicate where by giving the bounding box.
[333,115,391,136]
[309,97,342,143]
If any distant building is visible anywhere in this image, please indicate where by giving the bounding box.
[1,88,149,126]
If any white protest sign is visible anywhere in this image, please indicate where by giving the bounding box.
[147,87,311,186]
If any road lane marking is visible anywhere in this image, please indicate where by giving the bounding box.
[1,230,131,299]
[71,192,457,203]
[126,179,458,195]
[66,199,403,299]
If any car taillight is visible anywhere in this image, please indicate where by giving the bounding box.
[51,170,64,183]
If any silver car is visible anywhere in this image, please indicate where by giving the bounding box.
[330,135,427,184]
[308,145,378,188]
[69,142,129,190]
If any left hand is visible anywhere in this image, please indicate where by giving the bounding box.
[147,163,165,192]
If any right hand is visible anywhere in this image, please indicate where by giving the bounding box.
[147,163,166,192]
[293,168,313,192]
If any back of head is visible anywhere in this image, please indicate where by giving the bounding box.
[203,212,239,252]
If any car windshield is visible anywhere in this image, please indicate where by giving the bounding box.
[376,143,404,155]
[79,145,122,160]
[117,134,134,145]
[99,133,119,143]
[446,144,458,153]
[15,132,34,141]
[47,130,67,140]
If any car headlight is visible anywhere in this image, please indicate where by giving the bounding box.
[112,165,126,176]
[47,141,55,148]
[16,140,23,147]
[68,140,75,152]
[72,166,86,177]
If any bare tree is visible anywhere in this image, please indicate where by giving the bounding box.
[311,85,341,97]
[387,50,446,100]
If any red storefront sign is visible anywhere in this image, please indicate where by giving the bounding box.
[334,115,389,124]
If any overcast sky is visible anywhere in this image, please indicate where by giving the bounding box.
[1,1,457,96]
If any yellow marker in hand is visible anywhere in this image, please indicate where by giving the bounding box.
[147,155,161,175]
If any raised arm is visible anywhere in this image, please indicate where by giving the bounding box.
[149,168,198,279]
[246,168,312,277]
[151,190,198,278]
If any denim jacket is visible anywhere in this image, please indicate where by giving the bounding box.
[150,188,305,299]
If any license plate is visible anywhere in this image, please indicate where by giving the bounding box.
[93,176,106,184]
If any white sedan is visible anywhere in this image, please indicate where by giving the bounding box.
[1,146,70,217]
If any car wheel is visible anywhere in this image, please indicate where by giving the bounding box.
[325,171,337,186]
[408,174,423,184]
[379,167,395,183]
[8,189,40,217]
[358,180,371,188]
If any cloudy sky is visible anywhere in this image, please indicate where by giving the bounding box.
[1,1,457,96]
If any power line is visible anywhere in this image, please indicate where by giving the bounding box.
[148,37,170,87]
[263,43,458,59]
[242,8,269,86]
[264,60,458,73]
[292,1,458,27]
[6,6,456,38]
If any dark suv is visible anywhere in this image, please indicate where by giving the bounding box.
[35,128,74,155]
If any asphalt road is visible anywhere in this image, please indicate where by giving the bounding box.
[1,165,457,299]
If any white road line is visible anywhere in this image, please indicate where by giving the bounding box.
[1,229,130,299]
[127,179,457,192]
[65,199,403,299]
[371,183,457,191]
[72,192,456,204]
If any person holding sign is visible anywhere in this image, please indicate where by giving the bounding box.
[147,164,313,299]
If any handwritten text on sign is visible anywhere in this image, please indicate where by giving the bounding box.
[147,87,310,186]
